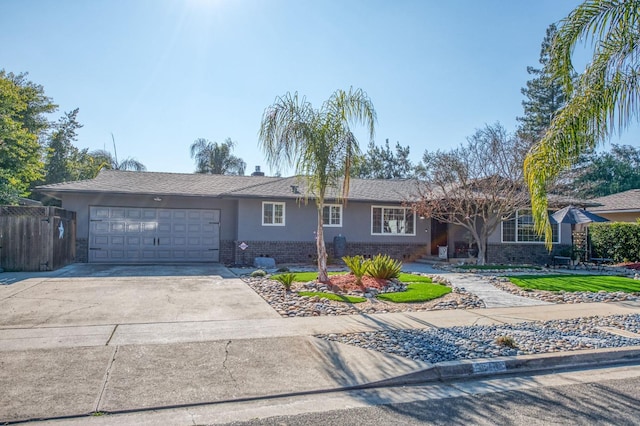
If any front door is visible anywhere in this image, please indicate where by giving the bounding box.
[430,219,448,256]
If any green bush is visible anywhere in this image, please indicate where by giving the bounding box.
[250,269,267,277]
[590,222,640,262]
[367,254,402,280]
[273,272,296,290]
[342,255,370,285]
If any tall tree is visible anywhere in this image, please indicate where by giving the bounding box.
[352,139,414,179]
[0,70,56,203]
[189,137,246,175]
[43,108,99,184]
[525,0,640,246]
[90,134,146,172]
[573,144,640,197]
[414,123,531,265]
[517,24,568,143]
[259,88,376,282]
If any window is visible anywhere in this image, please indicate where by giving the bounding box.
[502,210,559,243]
[371,206,415,236]
[262,202,285,226]
[322,205,342,227]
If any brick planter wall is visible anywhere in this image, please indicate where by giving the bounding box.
[487,243,571,265]
[76,238,88,263]
[227,240,428,266]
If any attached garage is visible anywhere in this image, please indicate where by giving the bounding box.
[89,206,220,263]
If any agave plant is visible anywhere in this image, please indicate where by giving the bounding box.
[342,255,370,285]
[367,254,402,280]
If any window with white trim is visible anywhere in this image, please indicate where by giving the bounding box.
[262,202,285,226]
[322,204,342,227]
[371,206,415,236]
[502,210,559,243]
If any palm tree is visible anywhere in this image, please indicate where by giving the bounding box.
[525,0,640,247]
[91,134,146,172]
[189,137,246,175]
[259,88,376,283]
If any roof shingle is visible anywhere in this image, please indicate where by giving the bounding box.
[36,170,420,203]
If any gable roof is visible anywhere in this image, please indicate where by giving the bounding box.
[589,189,640,213]
[36,170,419,203]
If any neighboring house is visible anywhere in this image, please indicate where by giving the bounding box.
[36,170,573,266]
[589,189,640,222]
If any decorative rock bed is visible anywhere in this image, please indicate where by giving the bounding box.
[319,314,640,364]
[241,274,485,317]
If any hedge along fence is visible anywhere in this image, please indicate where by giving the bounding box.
[590,222,640,263]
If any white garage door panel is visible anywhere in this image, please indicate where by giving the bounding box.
[89,207,220,263]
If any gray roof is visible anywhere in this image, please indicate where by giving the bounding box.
[589,189,640,212]
[36,170,419,203]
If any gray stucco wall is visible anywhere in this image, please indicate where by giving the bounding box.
[236,198,430,246]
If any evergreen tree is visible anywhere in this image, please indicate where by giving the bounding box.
[573,145,640,198]
[44,108,94,184]
[352,139,413,179]
[517,24,568,143]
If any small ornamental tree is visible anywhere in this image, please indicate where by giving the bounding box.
[414,123,531,265]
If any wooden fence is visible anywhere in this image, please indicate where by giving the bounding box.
[0,206,76,272]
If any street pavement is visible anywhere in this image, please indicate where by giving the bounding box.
[0,263,639,424]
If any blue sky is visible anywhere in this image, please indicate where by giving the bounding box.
[2,0,632,175]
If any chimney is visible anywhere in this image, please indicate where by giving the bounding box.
[251,166,265,176]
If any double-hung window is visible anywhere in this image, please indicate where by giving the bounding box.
[502,210,559,243]
[262,202,285,226]
[322,204,342,227]
[371,206,415,236]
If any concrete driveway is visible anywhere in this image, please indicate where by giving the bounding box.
[0,263,280,328]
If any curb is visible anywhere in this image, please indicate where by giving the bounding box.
[364,345,640,388]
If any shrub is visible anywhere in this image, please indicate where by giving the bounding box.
[495,335,517,349]
[250,269,267,278]
[590,222,640,263]
[342,255,370,285]
[273,272,296,290]
[368,254,402,280]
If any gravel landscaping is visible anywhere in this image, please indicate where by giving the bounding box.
[241,274,484,317]
[318,314,640,364]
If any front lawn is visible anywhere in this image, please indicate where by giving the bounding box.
[297,291,366,303]
[376,283,452,303]
[282,271,344,282]
[397,273,433,283]
[507,275,640,293]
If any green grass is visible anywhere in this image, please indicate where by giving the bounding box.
[456,264,542,270]
[507,275,640,293]
[376,283,451,303]
[281,271,432,283]
[283,271,345,282]
[397,273,433,283]
[297,291,366,303]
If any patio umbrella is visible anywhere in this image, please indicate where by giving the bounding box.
[550,205,609,225]
[550,205,609,263]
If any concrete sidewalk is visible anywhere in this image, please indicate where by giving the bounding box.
[2,301,640,423]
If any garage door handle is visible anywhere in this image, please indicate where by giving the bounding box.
[153,237,157,246]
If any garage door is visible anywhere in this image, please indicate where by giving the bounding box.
[89,207,220,263]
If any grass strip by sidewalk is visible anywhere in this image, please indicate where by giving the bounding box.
[508,274,640,293]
